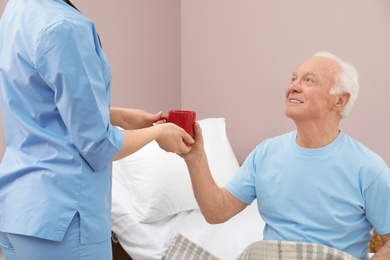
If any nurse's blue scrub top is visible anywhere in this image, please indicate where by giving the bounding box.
[0,0,124,244]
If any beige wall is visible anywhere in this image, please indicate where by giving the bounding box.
[1,1,389,165]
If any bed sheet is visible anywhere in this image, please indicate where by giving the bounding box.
[111,172,265,260]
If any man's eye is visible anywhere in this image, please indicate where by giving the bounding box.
[305,77,314,83]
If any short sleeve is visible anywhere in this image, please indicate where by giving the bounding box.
[365,164,390,234]
[225,148,258,205]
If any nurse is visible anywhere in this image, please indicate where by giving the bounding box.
[0,0,193,259]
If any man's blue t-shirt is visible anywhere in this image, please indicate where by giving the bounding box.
[226,131,390,259]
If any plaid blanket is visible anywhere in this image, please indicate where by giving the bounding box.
[237,240,359,260]
[162,234,359,260]
[162,234,220,260]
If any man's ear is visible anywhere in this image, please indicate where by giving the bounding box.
[334,92,350,112]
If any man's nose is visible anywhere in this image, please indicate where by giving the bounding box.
[288,80,302,92]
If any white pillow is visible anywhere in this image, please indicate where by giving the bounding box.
[113,118,240,223]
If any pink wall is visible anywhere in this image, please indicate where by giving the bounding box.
[75,0,182,112]
[181,1,390,164]
[0,0,182,157]
[1,0,389,166]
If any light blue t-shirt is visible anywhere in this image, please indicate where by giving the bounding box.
[226,131,390,259]
[0,0,124,243]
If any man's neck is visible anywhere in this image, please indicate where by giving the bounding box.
[295,121,341,149]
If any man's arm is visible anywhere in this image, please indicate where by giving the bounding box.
[183,123,247,224]
[371,233,390,259]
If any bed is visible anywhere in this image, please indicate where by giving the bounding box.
[110,118,378,260]
[111,118,265,259]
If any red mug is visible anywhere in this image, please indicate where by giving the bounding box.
[161,110,196,137]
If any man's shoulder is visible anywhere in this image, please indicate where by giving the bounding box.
[252,131,294,155]
[342,133,384,159]
[262,131,294,145]
[342,133,389,171]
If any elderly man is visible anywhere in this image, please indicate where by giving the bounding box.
[182,52,390,259]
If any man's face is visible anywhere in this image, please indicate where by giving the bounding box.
[285,56,341,122]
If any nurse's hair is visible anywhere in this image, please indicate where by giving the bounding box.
[314,52,359,118]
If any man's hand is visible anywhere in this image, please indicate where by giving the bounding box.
[371,233,390,259]
[180,122,205,161]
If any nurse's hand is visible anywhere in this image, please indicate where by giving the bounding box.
[154,123,194,155]
[110,107,162,130]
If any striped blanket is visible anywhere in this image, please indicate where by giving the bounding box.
[162,234,359,260]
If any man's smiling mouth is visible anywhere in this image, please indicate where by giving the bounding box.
[289,99,303,104]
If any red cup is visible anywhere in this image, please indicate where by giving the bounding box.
[161,110,196,137]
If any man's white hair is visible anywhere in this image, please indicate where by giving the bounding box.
[314,52,359,118]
